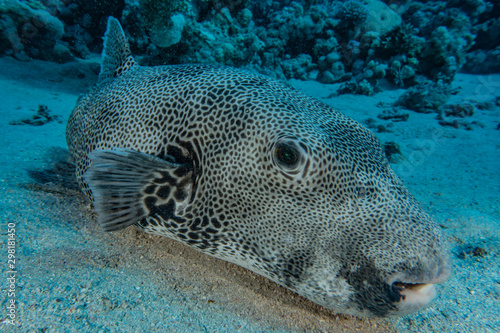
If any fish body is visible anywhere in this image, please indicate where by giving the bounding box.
[66,17,451,317]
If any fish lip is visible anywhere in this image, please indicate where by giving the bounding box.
[387,263,452,286]
[385,263,452,315]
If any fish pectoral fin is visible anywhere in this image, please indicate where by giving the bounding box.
[84,148,194,232]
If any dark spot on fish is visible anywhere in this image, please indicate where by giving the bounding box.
[339,259,398,316]
[156,186,171,199]
[144,184,156,195]
[174,189,187,201]
[187,232,200,240]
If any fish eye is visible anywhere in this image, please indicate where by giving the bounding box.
[275,143,300,168]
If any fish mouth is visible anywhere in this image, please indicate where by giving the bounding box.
[392,282,437,312]
[388,266,451,316]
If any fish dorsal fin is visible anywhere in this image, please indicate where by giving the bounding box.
[98,17,137,84]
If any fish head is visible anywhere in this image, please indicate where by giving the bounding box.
[209,86,451,317]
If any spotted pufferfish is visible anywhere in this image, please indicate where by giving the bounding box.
[65,17,451,317]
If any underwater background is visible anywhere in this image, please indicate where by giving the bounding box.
[0,0,499,332]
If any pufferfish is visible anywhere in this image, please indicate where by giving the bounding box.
[66,17,451,317]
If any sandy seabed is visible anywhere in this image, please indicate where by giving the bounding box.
[0,56,498,332]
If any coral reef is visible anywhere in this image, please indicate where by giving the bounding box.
[363,0,401,35]
[334,0,368,41]
[0,0,498,93]
[0,0,124,61]
[138,0,189,48]
[462,47,500,74]
[394,81,454,114]
[0,0,66,61]
[337,79,375,96]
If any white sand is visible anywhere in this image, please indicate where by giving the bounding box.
[0,56,498,332]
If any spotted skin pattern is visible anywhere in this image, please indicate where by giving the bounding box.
[66,18,451,317]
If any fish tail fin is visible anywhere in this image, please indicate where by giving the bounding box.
[98,16,137,84]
